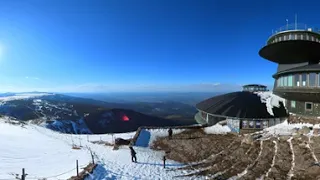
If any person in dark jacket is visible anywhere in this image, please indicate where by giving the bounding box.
[168,128,173,139]
[129,146,137,163]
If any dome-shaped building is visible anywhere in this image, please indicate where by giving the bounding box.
[194,85,288,134]
[259,21,320,117]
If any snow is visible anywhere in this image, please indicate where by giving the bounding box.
[0,119,193,180]
[255,91,287,116]
[0,93,53,102]
[262,120,314,136]
[204,124,231,134]
[0,119,91,179]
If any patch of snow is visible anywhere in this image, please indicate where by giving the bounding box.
[314,124,320,129]
[255,91,287,116]
[204,124,231,134]
[263,120,313,136]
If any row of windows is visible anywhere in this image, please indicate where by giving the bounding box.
[276,73,320,87]
[243,87,267,91]
[269,33,320,44]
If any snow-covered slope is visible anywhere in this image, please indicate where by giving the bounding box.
[0,119,91,179]
[0,118,196,179]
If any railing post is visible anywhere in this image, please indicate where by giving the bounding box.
[21,168,25,180]
[76,160,79,177]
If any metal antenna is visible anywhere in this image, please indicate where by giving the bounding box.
[295,14,297,30]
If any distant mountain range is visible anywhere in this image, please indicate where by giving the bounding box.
[0,92,196,134]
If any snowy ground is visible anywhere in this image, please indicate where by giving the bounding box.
[0,118,202,179]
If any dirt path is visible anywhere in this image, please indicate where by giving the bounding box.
[266,136,292,180]
[238,139,275,180]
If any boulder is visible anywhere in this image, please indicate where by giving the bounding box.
[298,126,311,135]
[114,138,131,146]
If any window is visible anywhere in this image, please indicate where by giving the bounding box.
[256,121,261,129]
[312,36,315,41]
[288,75,293,86]
[302,74,307,86]
[305,102,313,111]
[249,121,254,128]
[309,73,316,87]
[284,76,288,86]
[291,101,296,108]
[294,74,300,86]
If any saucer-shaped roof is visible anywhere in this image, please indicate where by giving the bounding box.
[196,91,288,119]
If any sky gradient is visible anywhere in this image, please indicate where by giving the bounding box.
[0,0,320,92]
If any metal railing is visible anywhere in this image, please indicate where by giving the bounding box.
[272,23,320,35]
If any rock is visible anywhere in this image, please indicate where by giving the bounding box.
[242,135,254,145]
[298,126,311,135]
[314,128,320,135]
[114,138,131,146]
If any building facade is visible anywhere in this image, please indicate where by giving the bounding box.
[259,23,320,117]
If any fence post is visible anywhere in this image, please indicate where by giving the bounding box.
[21,168,25,180]
[76,160,79,176]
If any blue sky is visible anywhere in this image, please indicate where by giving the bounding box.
[0,0,319,92]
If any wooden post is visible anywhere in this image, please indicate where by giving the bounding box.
[163,156,166,169]
[76,160,79,176]
[21,168,25,180]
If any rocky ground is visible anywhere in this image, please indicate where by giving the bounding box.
[151,128,320,180]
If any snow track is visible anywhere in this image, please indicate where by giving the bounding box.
[287,137,295,180]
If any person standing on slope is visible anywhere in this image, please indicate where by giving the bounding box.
[129,146,137,163]
[168,128,173,140]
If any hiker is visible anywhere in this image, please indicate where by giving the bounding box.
[129,146,137,163]
[168,128,173,139]
[163,155,166,168]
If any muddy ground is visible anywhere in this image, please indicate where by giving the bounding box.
[151,129,320,180]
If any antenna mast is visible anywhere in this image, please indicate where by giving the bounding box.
[295,14,297,30]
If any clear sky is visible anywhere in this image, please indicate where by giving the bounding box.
[0,0,319,92]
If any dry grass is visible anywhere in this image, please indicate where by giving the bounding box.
[151,129,320,179]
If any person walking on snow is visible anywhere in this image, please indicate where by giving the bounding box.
[129,146,137,163]
[168,128,173,140]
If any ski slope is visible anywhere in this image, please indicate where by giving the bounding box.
[0,118,206,179]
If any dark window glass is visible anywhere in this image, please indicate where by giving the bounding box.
[301,74,307,86]
[309,73,316,86]
[306,103,313,110]
[256,121,261,128]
